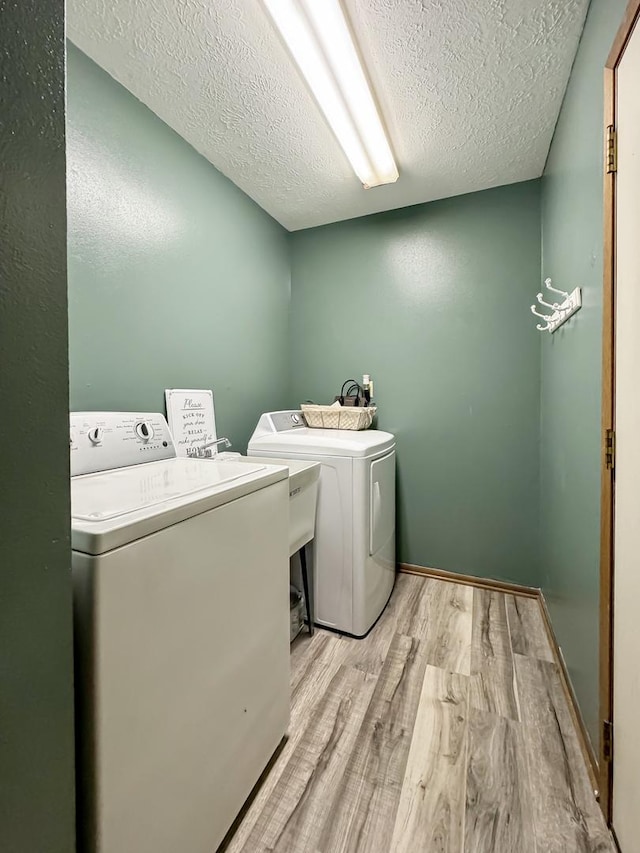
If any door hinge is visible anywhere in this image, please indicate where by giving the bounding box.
[603,719,613,762]
[606,125,617,174]
[605,428,615,470]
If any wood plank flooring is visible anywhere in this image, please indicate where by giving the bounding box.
[222,574,615,853]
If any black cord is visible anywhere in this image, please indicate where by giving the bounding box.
[347,383,363,405]
[339,378,360,405]
[340,381,363,406]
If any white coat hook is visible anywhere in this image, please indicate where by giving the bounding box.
[537,292,561,311]
[531,305,555,322]
[544,277,569,301]
[530,278,582,333]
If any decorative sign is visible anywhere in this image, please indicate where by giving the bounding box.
[165,389,217,458]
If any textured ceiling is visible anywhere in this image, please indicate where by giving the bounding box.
[67,0,589,231]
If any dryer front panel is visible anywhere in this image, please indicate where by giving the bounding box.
[370,451,396,557]
[313,455,353,631]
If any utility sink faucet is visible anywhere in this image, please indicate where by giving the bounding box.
[188,437,232,459]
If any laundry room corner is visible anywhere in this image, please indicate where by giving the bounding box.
[288,181,543,587]
[9,0,640,848]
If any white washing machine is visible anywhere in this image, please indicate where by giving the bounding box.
[70,411,290,853]
[248,411,396,637]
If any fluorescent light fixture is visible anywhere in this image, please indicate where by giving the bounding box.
[262,0,399,188]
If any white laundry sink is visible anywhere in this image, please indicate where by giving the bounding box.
[220,454,320,556]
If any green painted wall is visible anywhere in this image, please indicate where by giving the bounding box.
[67,44,291,451]
[66,3,624,762]
[290,181,542,584]
[540,0,627,751]
[0,1,76,850]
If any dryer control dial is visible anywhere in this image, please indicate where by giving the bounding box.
[88,427,103,445]
[135,421,154,442]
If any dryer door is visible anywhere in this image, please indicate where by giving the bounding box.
[314,456,353,631]
[370,451,396,556]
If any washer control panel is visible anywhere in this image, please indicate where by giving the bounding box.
[267,411,306,432]
[70,412,176,476]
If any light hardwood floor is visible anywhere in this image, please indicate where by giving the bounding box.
[222,574,615,853]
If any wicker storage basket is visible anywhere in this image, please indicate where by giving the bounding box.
[300,404,376,430]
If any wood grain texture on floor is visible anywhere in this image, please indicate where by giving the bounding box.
[469,590,520,721]
[390,665,468,853]
[222,574,614,853]
[465,708,534,853]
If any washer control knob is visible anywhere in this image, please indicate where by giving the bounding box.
[88,427,103,445]
[291,413,301,425]
[135,421,154,442]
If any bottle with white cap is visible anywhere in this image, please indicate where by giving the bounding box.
[362,374,374,406]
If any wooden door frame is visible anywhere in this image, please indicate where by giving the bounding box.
[600,0,640,824]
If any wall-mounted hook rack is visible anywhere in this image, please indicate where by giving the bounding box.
[531,305,551,321]
[545,280,570,300]
[536,293,561,311]
[531,278,581,333]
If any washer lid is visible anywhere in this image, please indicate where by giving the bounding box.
[71,458,287,555]
[248,427,395,458]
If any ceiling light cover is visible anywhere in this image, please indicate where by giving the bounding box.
[262,0,399,189]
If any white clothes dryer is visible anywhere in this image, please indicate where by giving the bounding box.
[70,411,290,853]
[248,411,396,637]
